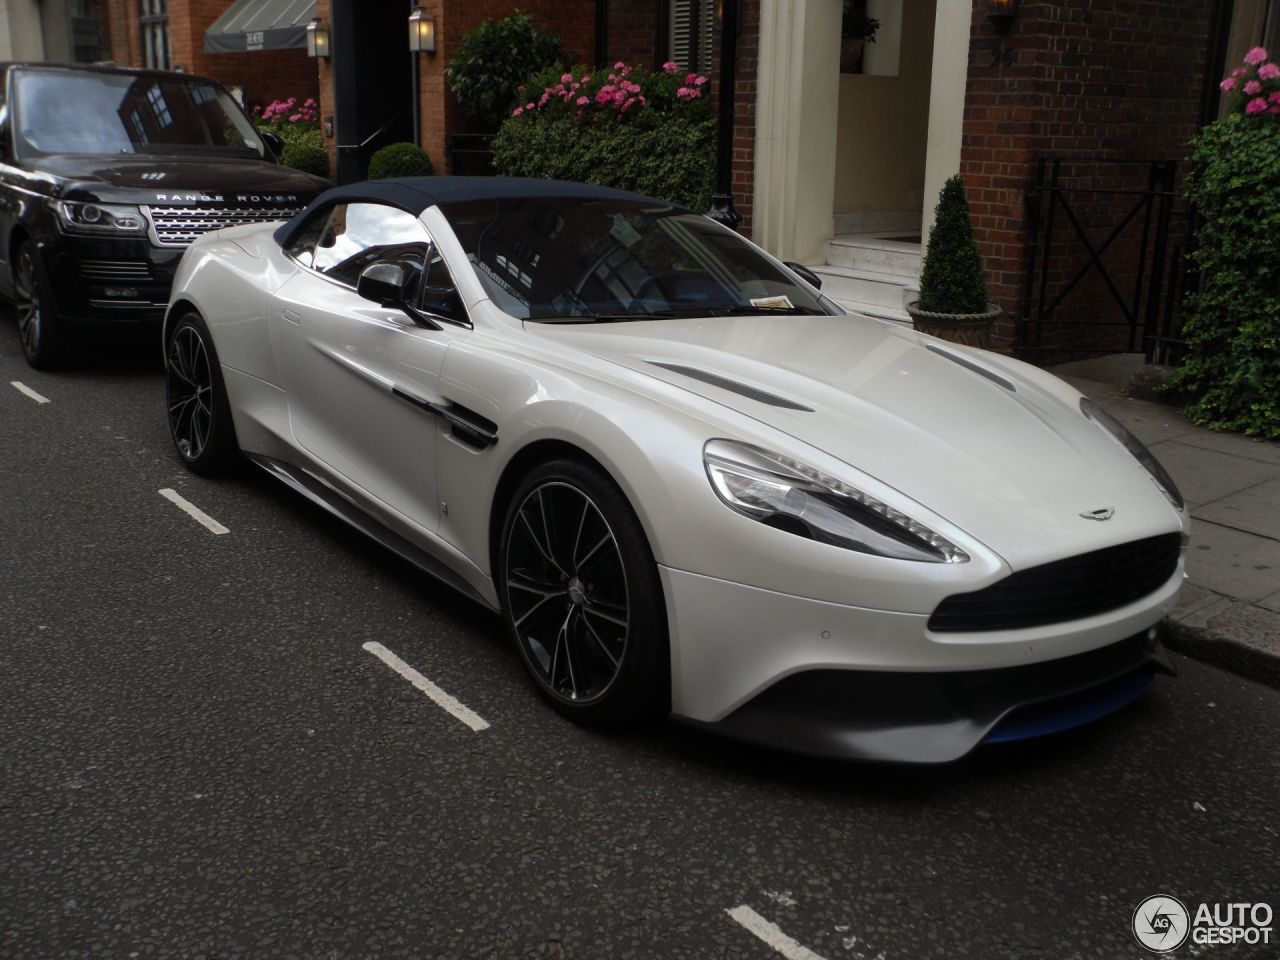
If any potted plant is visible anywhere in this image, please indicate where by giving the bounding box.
[840,2,879,74]
[906,174,1001,348]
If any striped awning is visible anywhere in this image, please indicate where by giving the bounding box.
[204,0,316,53]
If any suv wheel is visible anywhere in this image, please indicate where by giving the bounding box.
[13,240,66,369]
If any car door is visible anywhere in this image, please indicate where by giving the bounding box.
[271,200,463,533]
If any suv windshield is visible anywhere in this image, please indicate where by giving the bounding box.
[12,69,264,159]
[440,196,837,321]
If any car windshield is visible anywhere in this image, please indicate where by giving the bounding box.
[439,196,837,321]
[12,69,264,159]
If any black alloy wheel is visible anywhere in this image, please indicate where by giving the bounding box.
[500,460,669,725]
[165,312,238,475]
[13,241,65,369]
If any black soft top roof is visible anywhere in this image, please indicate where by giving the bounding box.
[272,176,677,248]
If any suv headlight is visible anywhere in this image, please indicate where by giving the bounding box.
[703,439,969,563]
[53,200,146,236]
[1080,398,1184,510]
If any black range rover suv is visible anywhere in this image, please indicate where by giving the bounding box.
[0,63,331,368]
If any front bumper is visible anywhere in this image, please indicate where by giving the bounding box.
[661,561,1183,762]
[683,629,1172,763]
[44,234,182,333]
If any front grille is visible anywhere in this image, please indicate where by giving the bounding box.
[144,205,299,247]
[929,533,1182,632]
[81,259,152,281]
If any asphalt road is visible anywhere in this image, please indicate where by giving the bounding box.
[1,310,1277,960]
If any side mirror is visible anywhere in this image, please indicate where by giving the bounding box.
[260,130,285,162]
[784,261,822,290]
[356,261,407,307]
[356,261,442,330]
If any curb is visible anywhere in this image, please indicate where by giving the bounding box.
[1164,595,1280,691]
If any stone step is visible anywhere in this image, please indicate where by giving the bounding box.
[826,234,923,275]
[809,263,919,311]
[833,210,920,235]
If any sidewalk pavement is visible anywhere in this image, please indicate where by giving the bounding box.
[1051,354,1280,690]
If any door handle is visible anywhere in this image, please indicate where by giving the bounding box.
[282,309,302,325]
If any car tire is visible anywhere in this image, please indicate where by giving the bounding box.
[498,458,670,727]
[13,240,67,369]
[164,311,239,475]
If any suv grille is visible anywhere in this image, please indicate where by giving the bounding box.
[81,259,152,280]
[928,533,1182,632]
[144,205,300,247]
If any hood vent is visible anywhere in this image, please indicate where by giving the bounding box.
[648,361,814,411]
[926,345,1016,392]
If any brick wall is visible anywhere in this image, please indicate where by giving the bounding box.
[170,0,319,107]
[106,0,319,108]
[606,0,661,67]
[731,0,759,238]
[959,0,1213,354]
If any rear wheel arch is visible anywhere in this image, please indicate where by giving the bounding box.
[5,225,31,287]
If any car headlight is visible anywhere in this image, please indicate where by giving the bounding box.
[1080,397,1184,510]
[703,439,969,563]
[52,200,146,236]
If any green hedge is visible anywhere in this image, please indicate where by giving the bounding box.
[368,142,434,179]
[279,127,329,178]
[491,62,715,210]
[1164,114,1280,439]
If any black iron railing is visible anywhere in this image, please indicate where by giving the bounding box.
[1021,158,1190,364]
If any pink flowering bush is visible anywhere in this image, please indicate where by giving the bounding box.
[250,96,327,178]
[253,97,319,126]
[1163,48,1280,438]
[493,60,715,208]
[507,61,710,123]
[1218,47,1280,117]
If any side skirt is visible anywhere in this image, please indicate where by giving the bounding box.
[245,453,498,612]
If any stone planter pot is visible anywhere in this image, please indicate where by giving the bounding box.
[905,301,1002,349]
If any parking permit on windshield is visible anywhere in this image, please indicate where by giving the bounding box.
[750,295,794,310]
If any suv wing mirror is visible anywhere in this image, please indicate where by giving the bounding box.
[259,130,284,162]
[783,261,822,291]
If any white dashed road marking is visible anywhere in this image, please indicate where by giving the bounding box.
[362,641,490,732]
[10,381,50,404]
[158,488,230,535]
[726,905,830,960]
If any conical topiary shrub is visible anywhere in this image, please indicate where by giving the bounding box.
[907,174,999,347]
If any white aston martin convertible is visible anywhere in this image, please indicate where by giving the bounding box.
[163,178,1188,762]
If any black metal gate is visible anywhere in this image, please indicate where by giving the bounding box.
[445,133,496,176]
[1020,158,1190,365]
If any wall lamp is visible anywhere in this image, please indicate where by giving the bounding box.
[305,18,330,59]
[986,0,1019,36]
[987,0,1018,66]
[409,7,436,54]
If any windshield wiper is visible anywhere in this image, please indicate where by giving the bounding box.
[529,310,675,324]
[702,304,824,317]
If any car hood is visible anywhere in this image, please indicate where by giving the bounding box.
[39,154,329,203]
[527,314,1183,568]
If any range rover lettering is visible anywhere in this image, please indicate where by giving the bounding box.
[0,63,331,368]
